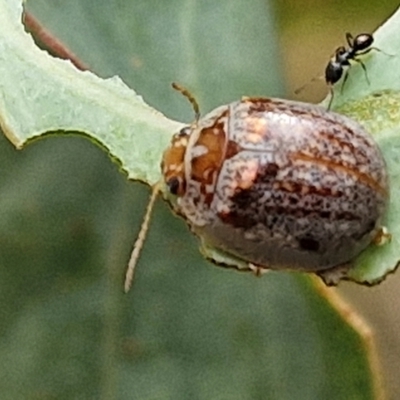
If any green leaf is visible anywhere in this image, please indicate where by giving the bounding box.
[3,0,397,285]
[334,92,400,283]
[0,0,388,398]
[0,0,181,185]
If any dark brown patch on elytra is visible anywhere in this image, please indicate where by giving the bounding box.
[263,163,279,178]
[242,97,278,114]
[221,162,366,230]
[228,193,360,222]
[274,181,343,198]
[218,209,255,230]
[257,162,344,198]
[298,237,320,252]
[225,140,242,160]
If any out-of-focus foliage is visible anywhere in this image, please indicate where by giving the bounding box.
[1,0,397,398]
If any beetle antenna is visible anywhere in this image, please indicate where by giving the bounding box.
[172,82,201,123]
[124,183,161,293]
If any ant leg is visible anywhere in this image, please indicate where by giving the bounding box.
[327,85,334,110]
[345,32,354,47]
[294,74,324,95]
[356,48,372,56]
[359,47,394,57]
[353,59,370,84]
[340,69,349,93]
[359,60,369,84]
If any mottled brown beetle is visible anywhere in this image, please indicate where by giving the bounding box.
[125,84,389,291]
[162,84,389,278]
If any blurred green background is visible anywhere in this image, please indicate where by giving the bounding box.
[0,0,399,399]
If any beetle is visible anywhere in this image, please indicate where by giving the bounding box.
[161,84,389,280]
[124,84,389,291]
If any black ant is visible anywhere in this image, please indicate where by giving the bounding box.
[296,32,389,109]
[325,32,376,109]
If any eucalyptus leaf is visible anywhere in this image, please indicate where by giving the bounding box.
[0,0,182,185]
[0,0,391,398]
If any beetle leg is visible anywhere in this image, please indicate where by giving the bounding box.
[248,263,269,277]
[373,226,392,246]
[317,263,352,286]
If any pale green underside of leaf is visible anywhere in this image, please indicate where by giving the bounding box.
[0,1,384,398]
[1,0,400,285]
[336,91,400,283]
[0,0,182,185]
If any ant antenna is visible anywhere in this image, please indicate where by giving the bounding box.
[124,182,161,293]
[172,82,201,123]
[294,74,324,95]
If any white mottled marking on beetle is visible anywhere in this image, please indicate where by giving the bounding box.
[191,145,208,158]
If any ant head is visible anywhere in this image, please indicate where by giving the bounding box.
[353,33,373,51]
[335,46,347,57]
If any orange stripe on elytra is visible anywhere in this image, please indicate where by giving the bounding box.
[292,152,387,196]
